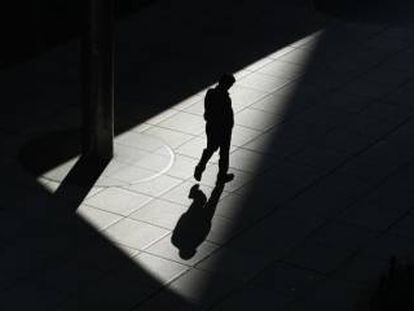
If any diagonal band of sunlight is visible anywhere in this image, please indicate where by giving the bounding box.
[36,30,323,307]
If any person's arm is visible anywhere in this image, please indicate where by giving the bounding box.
[204,89,213,122]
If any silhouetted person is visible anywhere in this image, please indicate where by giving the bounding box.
[194,73,236,183]
[171,182,225,259]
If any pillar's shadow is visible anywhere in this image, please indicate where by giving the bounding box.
[53,154,110,210]
[5,139,193,309]
[172,182,225,260]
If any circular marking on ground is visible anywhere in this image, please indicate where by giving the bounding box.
[40,132,175,187]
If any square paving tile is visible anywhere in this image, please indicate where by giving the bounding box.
[284,240,355,274]
[237,72,293,93]
[241,57,274,72]
[103,218,169,250]
[240,130,304,159]
[250,91,293,116]
[115,131,166,152]
[268,46,296,58]
[276,48,315,65]
[85,187,153,216]
[204,215,242,245]
[235,108,283,131]
[229,148,277,173]
[129,199,188,230]
[183,99,204,116]
[228,210,323,259]
[125,175,183,197]
[337,198,407,232]
[259,160,321,189]
[257,59,304,80]
[344,77,397,99]
[199,166,254,193]
[175,136,237,162]
[248,261,325,300]
[166,268,241,308]
[196,246,274,281]
[234,179,303,210]
[175,136,207,157]
[145,109,179,125]
[230,125,262,147]
[76,204,123,231]
[229,85,268,112]
[282,172,371,218]
[161,181,215,206]
[212,192,267,224]
[296,279,368,311]
[287,146,347,172]
[143,126,194,149]
[106,165,156,185]
[171,94,204,111]
[144,233,219,266]
[325,91,373,113]
[165,154,198,180]
[212,285,292,310]
[157,111,204,135]
[132,252,189,285]
[308,220,377,251]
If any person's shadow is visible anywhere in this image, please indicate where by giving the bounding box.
[171,181,225,259]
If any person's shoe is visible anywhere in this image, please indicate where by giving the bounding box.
[217,173,234,183]
[194,165,203,181]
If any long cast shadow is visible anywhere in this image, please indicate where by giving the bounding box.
[172,183,225,260]
[0,154,194,310]
[141,2,414,309]
[1,1,325,310]
[7,0,414,309]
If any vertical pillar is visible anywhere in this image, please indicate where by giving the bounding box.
[82,0,115,160]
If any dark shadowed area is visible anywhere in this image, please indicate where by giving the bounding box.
[2,0,414,310]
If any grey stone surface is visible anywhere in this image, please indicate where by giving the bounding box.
[4,0,414,310]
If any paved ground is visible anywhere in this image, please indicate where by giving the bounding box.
[2,1,414,310]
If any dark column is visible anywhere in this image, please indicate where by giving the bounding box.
[82,0,115,160]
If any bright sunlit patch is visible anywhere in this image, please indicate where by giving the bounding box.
[37,30,322,297]
[37,133,175,189]
[96,31,321,289]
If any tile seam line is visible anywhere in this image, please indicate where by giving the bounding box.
[180,98,414,304]
[93,21,414,310]
[8,20,408,310]
[1,11,404,311]
[81,201,185,230]
[126,267,193,311]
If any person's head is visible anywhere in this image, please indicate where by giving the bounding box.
[188,184,207,205]
[218,73,235,90]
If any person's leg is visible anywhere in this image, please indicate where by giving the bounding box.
[217,131,233,182]
[197,146,215,170]
[194,131,218,181]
